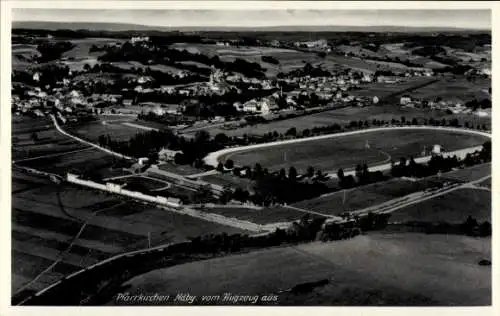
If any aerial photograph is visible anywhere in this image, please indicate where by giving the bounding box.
[9,6,491,307]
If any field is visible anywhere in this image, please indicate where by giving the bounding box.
[107,176,170,191]
[200,173,255,192]
[158,163,201,176]
[202,205,317,225]
[350,77,434,98]
[65,117,142,143]
[11,171,248,294]
[120,232,491,306]
[12,117,88,161]
[293,177,446,216]
[438,163,491,183]
[389,188,491,223]
[221,129,488,173]
[407,78,490,103]
[172,43,325,77]
[17,148,118,178]
[198,105,425,138]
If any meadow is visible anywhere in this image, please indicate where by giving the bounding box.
[120,232,490,306]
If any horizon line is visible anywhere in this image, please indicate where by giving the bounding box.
[12,20,491,32]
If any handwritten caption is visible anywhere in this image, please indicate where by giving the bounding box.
[115,292,279,305]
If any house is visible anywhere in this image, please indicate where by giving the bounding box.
[138,157,150,165]
[159,148,183,162]
[131,36,150,44]
[400,95,412,105]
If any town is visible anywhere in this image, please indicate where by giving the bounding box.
[10,8,492,308]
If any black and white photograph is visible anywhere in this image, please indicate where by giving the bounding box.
[0,1,496,313]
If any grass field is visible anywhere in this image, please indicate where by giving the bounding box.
[221,129,488,174]
[200,173,255,192]
[293,177,446,216]
[199,105,424,138]
[17,148,118,178]
[172,43,324,77]
[202,205,317,225]
[11,171,248,294]
[109,176,170,191]
[407,78,490,103]
[389,188,491,223]
[157,163,201,176]
[120,232,490,306]
[12,117,88,161]
[438,163,491,183]
[66,118,141,143]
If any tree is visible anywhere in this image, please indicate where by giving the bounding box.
[216,162,224,172]
[233,168,241,177]
[253,163,263,178]
[307,166,315,178]
[224,159,234,169]
[279,168,287,180]
[337,168,345,180]
[288,166,298,182]
[355,164,362,179]
[285,127,297,137]
[31,132,39,142]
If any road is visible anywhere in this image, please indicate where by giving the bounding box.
[50,114,135,161]
[203,125,491,170]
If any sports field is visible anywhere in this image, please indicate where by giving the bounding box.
[221,129,488,173]
[120,232,491,306]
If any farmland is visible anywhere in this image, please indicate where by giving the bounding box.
[407,77,490,103]
[389,188,491,223]
[120,232,490,306]
[293,177,447,216]
[12,116,87,161]
[11,171,248,294]
[201,205,318,225]
[200,173,255,192]
[196,105,425,137]
[16,148,118,178]
[172,43,326,77]
[220,128,488,173]
[65,117,142,143]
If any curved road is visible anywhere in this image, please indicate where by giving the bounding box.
[203,126,491,176]
[50,114,135,161]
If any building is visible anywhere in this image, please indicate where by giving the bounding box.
[400,95,412,105]
[432,144,442,155]
[131,36,150,44]
[159,148,183,162]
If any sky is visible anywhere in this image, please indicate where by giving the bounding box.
[13,9,491,30]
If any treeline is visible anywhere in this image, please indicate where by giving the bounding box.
[37,41,75,62]
[390,141,491,179]
[278,63,331,78]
